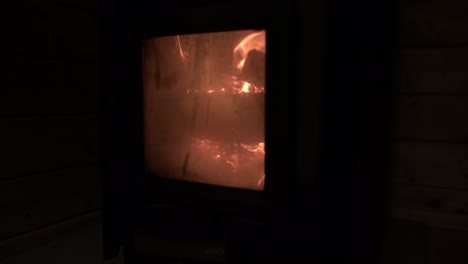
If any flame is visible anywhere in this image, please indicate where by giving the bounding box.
[233,31,266,71]
[178,31,265,96]
[192,82,265,95]
[257,174,265,187]
[240,142,265,155]
[176,35,187,63]
[241,82,250,93]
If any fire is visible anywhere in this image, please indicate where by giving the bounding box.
[257,174,265,187]
[145,30,267,190]
[176,31,265,95]
[234,81,265,94]
[240,142,265,155]
[241,82,250,93]
[232,31,266,94]
[233,31,266,71]
[176,35,187,63]
[191,137,264,184]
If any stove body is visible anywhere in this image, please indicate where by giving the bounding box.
[100,0,393,262]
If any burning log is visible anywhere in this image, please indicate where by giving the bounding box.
[239,49,265,88]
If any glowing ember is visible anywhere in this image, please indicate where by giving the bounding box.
[240,82,250,93]
[190,137,265,187]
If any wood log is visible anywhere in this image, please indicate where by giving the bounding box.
[239,49,265,88]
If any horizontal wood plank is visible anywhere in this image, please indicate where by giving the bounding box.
[380,218,428,264]
[393,96,468,142]
[380,218,468,264]
[398,1,468,47]
[1,6,97,61]
[3,58,98,116]
[0,166,101,240]
[12,0,97,12]
[0,211,100,261]
[0,117,100,180]
[390,184,468,229]
[392,208,468,230]
[52,0,97,11]
[426,226,468,264]
[58,7,97,62]
[396,48,468,94]
[391,142,468,189]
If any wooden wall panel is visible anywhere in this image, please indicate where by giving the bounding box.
[0,117,99,180]
[1,8,60,59]
[1,6,96,61]
[396,48,468,94]
[426,226,468,264]
[58,8,97,62]
[3,58,98,116]
[0,166,100,240]
[379,218,428,264]
[398,1,468,47]
[390,185,468,228]
[11,0,97,11]
[52,0,98,11]
[393,96,468,142]
[388,0,468,262]
[392,142,468,189]
[380,218,468,264]
[0,211,100,261]
[0,0,101,253]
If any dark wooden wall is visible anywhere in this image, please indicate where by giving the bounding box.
[0,0,100,259]
[385,0,468,262]
[2,0,468,261]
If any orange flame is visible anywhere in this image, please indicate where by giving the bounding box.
[232,31,266,94]
[233,31,266,71]
[176,35,187,63]
[179,31,265,95]
[240,142,265,155]
[257,174,265,187]
[241,82,250,93]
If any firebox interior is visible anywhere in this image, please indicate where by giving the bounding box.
[143,29,266,191]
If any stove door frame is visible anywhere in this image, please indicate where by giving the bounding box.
[100,0,304,260]
[135,3,297,218]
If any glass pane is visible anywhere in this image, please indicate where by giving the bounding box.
[143,29,266,190]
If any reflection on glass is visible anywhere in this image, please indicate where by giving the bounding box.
[143,30,266,190]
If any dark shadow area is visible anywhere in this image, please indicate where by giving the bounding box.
[2,0,468,263]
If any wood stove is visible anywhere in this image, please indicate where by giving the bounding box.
[99,0,394,263]
[100,0,303,260]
